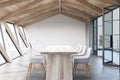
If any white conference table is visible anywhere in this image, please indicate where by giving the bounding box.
[41,45,77,80]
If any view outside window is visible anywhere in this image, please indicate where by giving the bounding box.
[97,17,103,56]
[19,26,24,35]
[113,8,119,51]
[0,53,6,64]
[16,27,27,54]
[0,24,6,64]
[97,17,103,49]
[113,8,120,65]
[0,26,4,47]
[7,23,17,40]
[6,32,20,59]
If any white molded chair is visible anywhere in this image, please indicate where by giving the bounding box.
[73,47,92,76]
[75,44,80,51]
[77,45,83,53]
[72,46,87,57]
[27,54,46,78]
[78,46,87,55]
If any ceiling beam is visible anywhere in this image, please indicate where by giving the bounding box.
[59,0,62,13]
[76,0,102,13]
[62,4,92,18]
[0,0,30,9]
[62,9,87,22]
[23,9,59,26]
[15,3,58,25]
[0,0,42,21]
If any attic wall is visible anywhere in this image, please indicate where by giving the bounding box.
[25,14,87,51]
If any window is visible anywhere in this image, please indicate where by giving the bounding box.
[0,53,6,64]
[19,26,24,35]
[97,17,103,49]
[0,24,6,64]
[97,16,103,56]
[16,27,27,54]
[7,23,17,40]
[6,32,20,59]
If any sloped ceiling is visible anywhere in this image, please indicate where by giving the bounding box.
[0,0,119,26]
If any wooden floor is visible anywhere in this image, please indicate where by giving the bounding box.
[0,53,119,80]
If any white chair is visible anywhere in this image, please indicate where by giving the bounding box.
[73,47,92,76]
[78,46,87,55]
[75,44,80,51]
[77,45,83,53]
[27,54,46,77]
[72,46,87,57]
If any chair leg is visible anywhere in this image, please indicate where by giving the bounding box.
[26,63,32,80]
[85,64,91,76]
[30,63,34,75]
[41,63,46,73]
[75,64,78,75]
[40,63,46,78]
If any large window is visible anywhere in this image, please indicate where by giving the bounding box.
[1,23,20,59]
[6,32,20,59]
[0,24,6,64]
[7,23,17,40]
[16,27,27,54]
[19,26,24,35]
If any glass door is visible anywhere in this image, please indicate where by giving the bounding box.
[103,11,113,64]
[103,6,120,67]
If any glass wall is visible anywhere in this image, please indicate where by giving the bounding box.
[113,8,120,65]
[92,6,120,67]
[97,16,103,56]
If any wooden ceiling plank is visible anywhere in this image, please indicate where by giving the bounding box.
[23,9,59,26]
[62,4,92,18]
[62,9,87,22]
[62,11,86,23]
[0,0,30,9]
[0,0,42,21]
[15,3,58,24]
[13,2,57,21]
[62,7,90,21]
[22,9,59,25]
[62,2,98,16]
[76,0,102,13]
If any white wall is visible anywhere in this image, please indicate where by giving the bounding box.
[25,14,87,51]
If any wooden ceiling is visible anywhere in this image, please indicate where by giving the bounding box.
[0,0,119,26]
